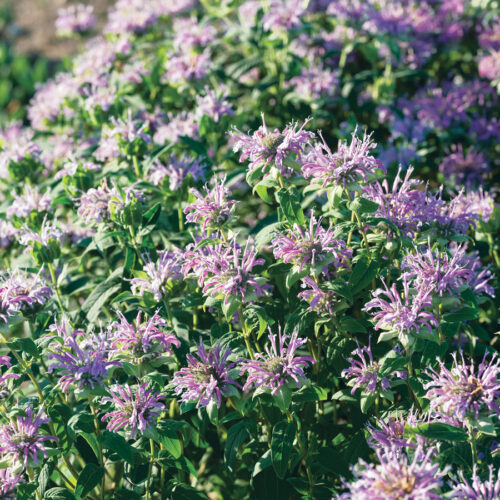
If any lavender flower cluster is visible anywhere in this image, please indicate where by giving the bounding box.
[0,0,498,498]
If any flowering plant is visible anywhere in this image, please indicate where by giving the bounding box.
[0,0,499,499]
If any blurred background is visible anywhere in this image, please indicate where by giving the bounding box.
[0,0,111,122]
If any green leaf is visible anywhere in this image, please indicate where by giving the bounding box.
[143,202,162,226]
[271,421,296,479]
[79,432,100,461]
[99,431,135,464]
[75,464,104,499]
[292,385,329,403]
[274,385,292,412]
[7,337,39,357]
[254,222,283,249]
[224,421,248,472]
[443,307,480,323]
[171,484,208,500]
[276,186,305,226]
[156,420,184,459]
[347,197,379,214]
[360,393,375,413]
[410,423,468,442]
[82,269,123,322]
[44,488,77,500]
[255,183,273,204]
[339,317,367,334]
[222,295,241,320]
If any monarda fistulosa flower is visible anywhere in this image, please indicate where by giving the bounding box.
[298,276,337,316]
[401,243,473,297]
[240,328,314,395]
[341,337,390,395]
[6,185,52,220]
[147,154,205,190]
[302,127,384,188]
[0,406,57,467]
[184,176,238,231]
[450,464,500,499]
[0,355,19,394]
[48,321,121,393]
[200,239,271,305]
[363,277,438,342]
[271,216,351,274]
[172,343,240,408]
[110,310,180,359]
[195,86,234,123]
[231,113,314,177]
[130,250,183,301]
[0,270,53,322]
[338,447,447,500]
[439,144,489,187]
[101,383,165,439]
[423,351,500,422]
[0,468,25,499]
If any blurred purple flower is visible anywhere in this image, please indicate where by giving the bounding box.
[450,464,500,499]
[7,186,52,219]
[195,87,233,123]
[0,468,24,499]
[298,276,337,316]
[56,3,96,37]
[439,145,489,187]
[147,155,205,190]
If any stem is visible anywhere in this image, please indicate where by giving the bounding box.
[287,411,314,493]
[487,233,500,267]
[132,155,141,178]
[89,397,105,500]
[47,262,65,315]
[178,205,184,232]
[239,307,254,360]
[28,467,42,500]
[467,422,478,464]
[146,439,155,500]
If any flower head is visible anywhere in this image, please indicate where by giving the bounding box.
[0,406,56,467]
[147,154,205,190]
[363,277,438,341]
[338,448,447,500]
[0,270,52,322]
[302,127,384,188]
[240,328,314,395]
[0,468,25,499]
[184,177,237,231]
[342,337,390,395]
[101,383,164,439]
[439,145,489,187]
[48,321,120,393]
[173,343,240,408]
[231,114,314,176]
[424,351,500,422]
[271,216,351,274]
[56,3,96,37]
[110,310,180,358]
[450,465,500,499]
[130,250,183,301]
[298,276,337,316]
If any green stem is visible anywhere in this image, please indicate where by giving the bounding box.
[467,422,478,464]
[287,411,314,493]
[89,397,105,500]
[146,439,155,500]
[178,205,184,232]
[47,262,65,315]
[239,307,254,360]
[132,155,141,178]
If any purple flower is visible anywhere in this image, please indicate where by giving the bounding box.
[55,3,96,37]
[439,145,489,187]
[452,188,495,224]
[164,49,211,83]
[184,177,238,231]
[298,276,337,316]
[195,87,233,123]
[0,468,24,499]
[110,310,180,358]
[450,465,500,499]
[153,111,199,145]
[362,166,428,237]
[147,155,205,190]
[367,409,428,458]
[363,277,438,341]
[271,216,351,273]
[0,406,56,467]
[7,186,52,219]
[341,337,390,395]
[424,351,500,422]
[401,243,473,296]
[231,114,314,177]
[101,383,165,439]
[302,127,384,188]
[0,355,19,392]
[200,239,270,304]
[48,321,120,393]
[19,218,63,252]
[173,16,217,50]
[0,221,19,249]
[262,0,306,32]
[130,250,183,301]
[479,51,500,82]
[240,328,314,395]
[338,448,447,500]
[0,270,52,322]
[172,343,240,408]
[287,62,338,100]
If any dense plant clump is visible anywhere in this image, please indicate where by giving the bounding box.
[0,0,499,499]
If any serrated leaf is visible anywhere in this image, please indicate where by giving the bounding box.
[276,186,305,226]
[443,307,480,323]
[99,431,135,464]
[224,421,248,472]
[410,423,468,442]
